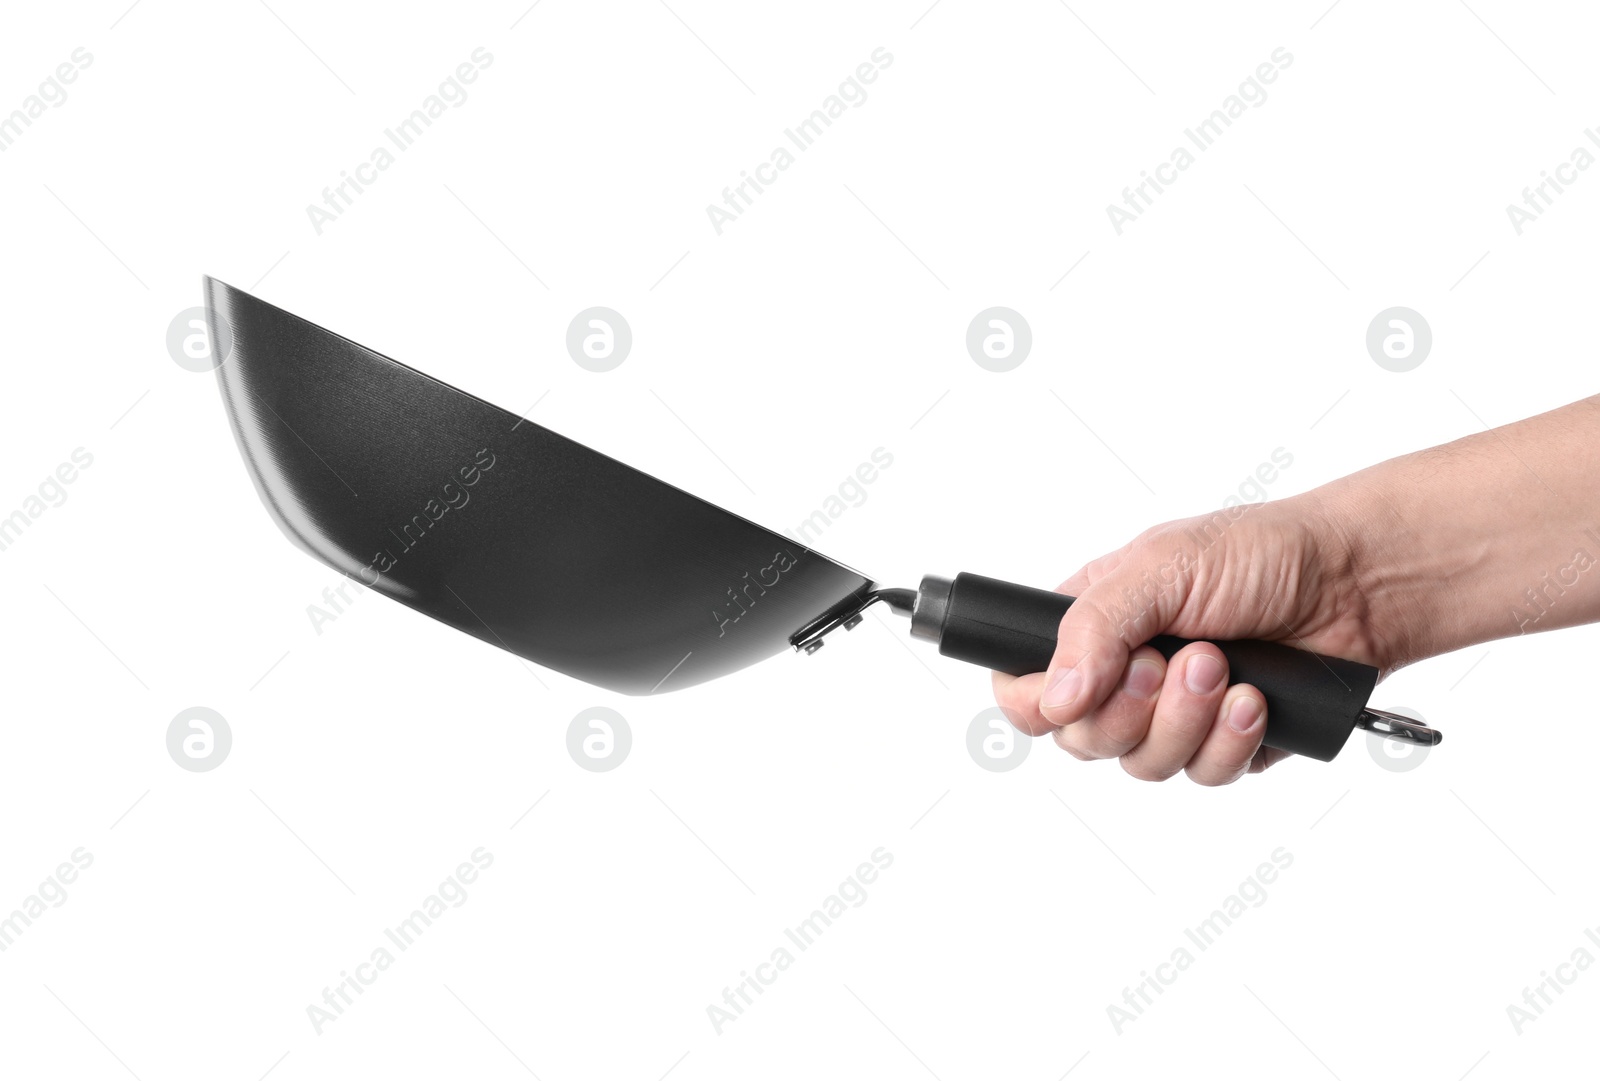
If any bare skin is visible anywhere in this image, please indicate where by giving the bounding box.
[993,394,1600,786]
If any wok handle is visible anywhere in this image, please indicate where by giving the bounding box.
[936,573,1378,761]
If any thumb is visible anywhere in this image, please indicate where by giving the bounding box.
[1038,548,1192,727]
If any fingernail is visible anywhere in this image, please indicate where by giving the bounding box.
[1043,665,1083,709]
[1227,696,1263,734]
[1185,653,1225,695]
[1122,658,1163,700]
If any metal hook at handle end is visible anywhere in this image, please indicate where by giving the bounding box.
[1356,707,1443,747]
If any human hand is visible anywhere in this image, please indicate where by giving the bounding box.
[992,494,1393,785]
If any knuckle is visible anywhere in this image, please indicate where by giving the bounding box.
[1051,726,1086,755]
[1058,740,1096,763]
[1094,706,1150,749]
[1058,599,1126,654]
[1184,763,1233,787]
[1053,725,1110,761]
[1186,751,1251,786]
[1081,703,1145,754]
[999,701,1042,734]
[1082,550,1127,583]
[1153,698,1215,743]
[1175,707,1217,740]
[1121,755,1178,783]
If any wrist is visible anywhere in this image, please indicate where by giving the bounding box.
[1295,472,1442,669]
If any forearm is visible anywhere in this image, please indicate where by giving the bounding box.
[1311,394,1600,666]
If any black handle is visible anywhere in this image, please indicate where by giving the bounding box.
[937,573,1377,761]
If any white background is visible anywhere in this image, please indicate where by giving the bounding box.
[2,1,1597,1077]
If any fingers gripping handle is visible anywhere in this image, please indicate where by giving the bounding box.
[929,573,1378,762]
